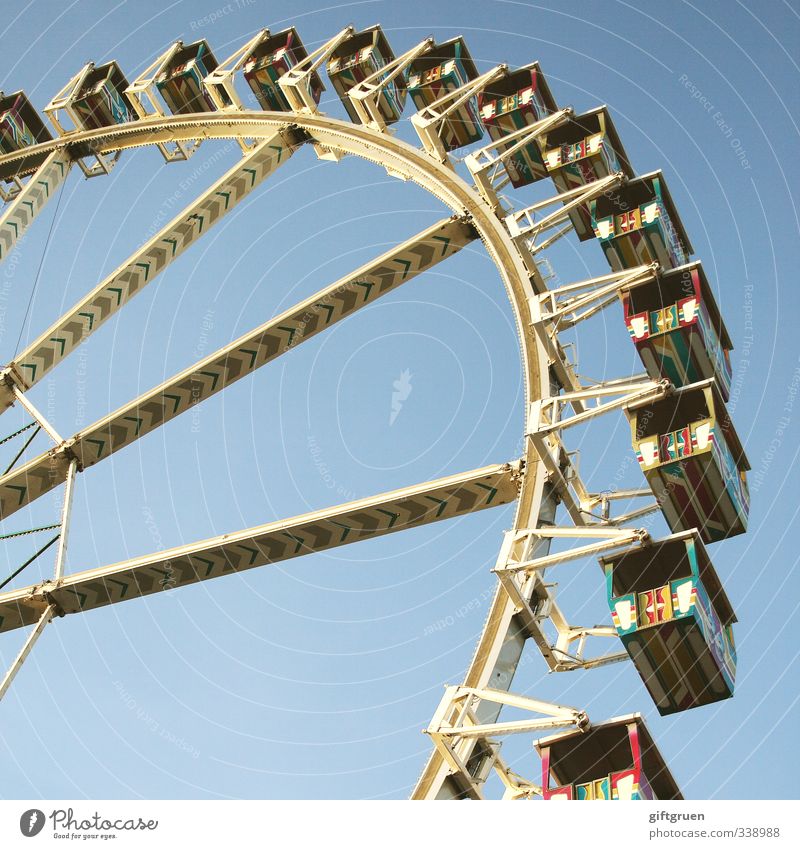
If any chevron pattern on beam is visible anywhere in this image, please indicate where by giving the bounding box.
[0,150,71,263]
[0,450,72,524]
[0,217,475,521]
[0,462,520,633]
[72,216,474,468]
[1,131,298,406]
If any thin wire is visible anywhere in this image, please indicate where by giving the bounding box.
[0,533,60,591]
[2,424,41,474]
[13,174,68,358]
[0,421,37,446]
[0,523,61,542]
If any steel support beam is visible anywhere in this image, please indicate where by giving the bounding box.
[0,218,475,521]
[411,66,506,164]
[0,132,299,409]
[0,461,520,634]
[348,38,434,131]
[0,604,54,701]
[0,150,71,263]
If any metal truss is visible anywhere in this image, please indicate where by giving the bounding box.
[0,145,69,204]
[125,41,210,162]
[0,460,521,693]
[528,376,670,525]
[203,28,273,116]
[506,171,625,258]
[525,264,658,408]
[347,38,433,131]
[43,63,122,176]
[493,526,650,673]
[0,380,76,700]
[0,111,643,799]
[425,685,587,799]
[536,262,659,331]
[0,132,298,410]
[0,216,474,521]
[410,65,507,164]
[0,150,71,260]
[465,107,573,212]
[415,272,667,797]
[277,26,353,113]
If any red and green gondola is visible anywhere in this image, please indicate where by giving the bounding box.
[537,714,682,800]
[326,25,406,126]
[622,261,733,400]
[407,37,483,152]
[627,379,749,542]
[592,171,692,271]
[477,63,558,187]
[243,28,324,113]
[601,530,737,715]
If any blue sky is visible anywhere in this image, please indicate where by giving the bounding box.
[0,0,798,800]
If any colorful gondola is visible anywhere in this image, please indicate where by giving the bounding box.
[327,25,405,125]
[540,106,633,239]
[407,37,482,152]
[0,91,52,154]
[600,531,737,715]
[155,41,221,114]
[243,28,323,112]
[626,379,749,542]
[71,62,134,130]
[591,171,692,271]
[536,715,682,800]
[477,63,558,187]
[622,261,733,400]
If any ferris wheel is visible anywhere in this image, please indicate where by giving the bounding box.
[0,23,749,800]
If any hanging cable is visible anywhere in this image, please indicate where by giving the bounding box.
[0,523,61,542]
[2,424,41,474]
[0,421,37,446]
[0,533,60,591]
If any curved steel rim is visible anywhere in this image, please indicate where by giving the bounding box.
[0,111,551,797]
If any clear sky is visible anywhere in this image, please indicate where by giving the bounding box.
[0,0,798,800]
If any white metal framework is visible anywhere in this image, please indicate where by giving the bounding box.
[0,27,728,800]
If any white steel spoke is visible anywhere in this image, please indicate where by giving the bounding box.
[0,604,54,702]
[0,217,474,521]
[0,461,520,634]
[0,150,71,263]
[0,133,298,409]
